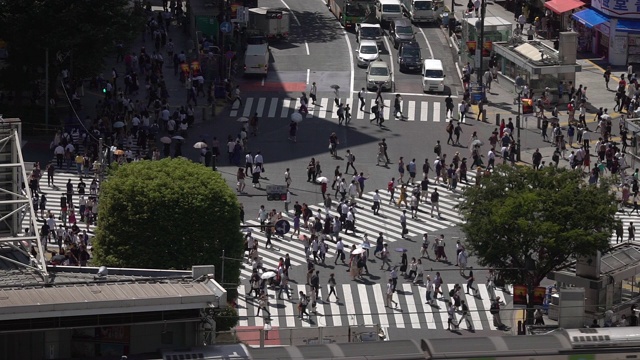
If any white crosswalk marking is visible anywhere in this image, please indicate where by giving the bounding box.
[255,97,266,117]
[406,101,415,121]
[318,98,328,118]
[402,283,419,328]
[420,101,429,122]
[237,280,509,330]
[267,98,278,118]
[242,98,254,117]
[280,99,291,118]
[383,99,391,119]
[343,283,358,326]
[433,102,441,122]
[225,96,452,123]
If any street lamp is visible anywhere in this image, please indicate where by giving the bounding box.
[515,76,525,162]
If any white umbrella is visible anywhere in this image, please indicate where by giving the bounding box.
[237,117,249,123]
[172,135,185,140]
[291,112,303,123]
[352,248,365,255]
[193,141,208,149]
[360,242,371,249]
[160,136,172,144]
[113,121,125,128]
[316,176,328,183]
[261,271,277,279]
[471,139,483,148]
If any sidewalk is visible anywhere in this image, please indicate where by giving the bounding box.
[442,0,626,168]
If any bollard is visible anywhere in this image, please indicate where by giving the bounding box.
[537,117,541,129]
[482,109,487,122]
[212,155,217,171]
[495,113,500,126]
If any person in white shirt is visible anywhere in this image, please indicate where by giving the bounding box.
[245,152,253,174]
[517,14,526,32]
[254,151,264,171]
[487,148,496,170]
[335,237,345,265]
[372,190,381,215]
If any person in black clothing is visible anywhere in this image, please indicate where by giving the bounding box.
[445,95,454,119]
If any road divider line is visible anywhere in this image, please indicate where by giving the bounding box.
[343,30,355,96]
[382,35,395,91]
[279,0,301,26]
[418,27,434,59]
[306,69,310,85]
[305,41,310,55]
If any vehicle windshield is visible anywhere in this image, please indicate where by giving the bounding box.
[424,69,444,78]
[414,1,432,10]
[382,4,401,12]
[396,26,413,35]
[360,27,380,37]
[346,3,368,17]
[402,47,421,59]
[370,66,389,76]
[361,45,378,54]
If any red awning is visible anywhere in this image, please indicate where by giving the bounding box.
[544,0,585,14]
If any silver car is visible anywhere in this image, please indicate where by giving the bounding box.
[357,40,380,67]
[366,60,393,91]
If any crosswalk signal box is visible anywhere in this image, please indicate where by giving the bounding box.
[266,185,287,201]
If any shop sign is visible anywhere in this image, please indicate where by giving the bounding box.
[592,0,640,19]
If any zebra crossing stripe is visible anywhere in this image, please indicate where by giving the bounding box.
[433,102,441,122]
[242,98,254,117]
[267,287,280,327]
[281,99,291,118]
[402,283,420,328]
[407,101,415,121]
[343,283,358,326]
[383,99,391,120]
[359,284,374,325]
[255,97,266,117]
[420,101,429,122]
[357,101,365,119]
[268,98,278,118]
[284,294,297,327]
[328,284,343,327]
[461,288,484,330]
[318,98,328,118]
[373,283,390,327]
[237,285,249,326]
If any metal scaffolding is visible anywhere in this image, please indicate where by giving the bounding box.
[0,118,48,280]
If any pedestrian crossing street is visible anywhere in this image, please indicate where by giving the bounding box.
[24,169,98,249]
[229,96,449,123]
[240,173,478,280]
[236,282,511,331]
[612,212,640,244]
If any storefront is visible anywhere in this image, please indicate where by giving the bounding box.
[572,5,640,66]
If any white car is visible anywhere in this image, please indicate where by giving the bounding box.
[357,40,380,68]
[366,60,392,91]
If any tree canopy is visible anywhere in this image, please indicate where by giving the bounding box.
[0,0,143,94]
[93,158,244,288]
[459,166,617,290]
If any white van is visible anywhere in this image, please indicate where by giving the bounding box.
[244,43,270,76]
[422,59,445,93]
[376,0,403,24]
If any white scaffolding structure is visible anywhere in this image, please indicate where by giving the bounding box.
[0,118,48,280]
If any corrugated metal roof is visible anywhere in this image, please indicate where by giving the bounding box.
[0,281,218,320]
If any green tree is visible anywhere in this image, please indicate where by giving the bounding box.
[459,165,617,324]
[93,158,244,291]
[0,0,143,101]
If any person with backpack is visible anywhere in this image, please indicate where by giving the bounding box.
[446,120,455,145]
[454,122,463,145]
[370,101,380,125]
[387,177,396,204]
[337,103,345,125]
[457,300,473,330]
[490,296,504,329]
[345,150,357,174]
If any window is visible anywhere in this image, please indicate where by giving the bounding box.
[424,69,444,78]
[402,47,421,59]
[370,66,389,76]
[361,46,378,54]
[396,26,413,35]
[382,4,401,12]
[414,1,432,10]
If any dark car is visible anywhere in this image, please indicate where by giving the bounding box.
[389,18,415,49]
[397,42,421,72]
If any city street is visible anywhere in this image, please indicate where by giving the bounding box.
[19,0,640,344]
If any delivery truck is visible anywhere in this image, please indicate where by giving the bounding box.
[400,0,443,23]
[248,7,291,40]
[244,36,270,76]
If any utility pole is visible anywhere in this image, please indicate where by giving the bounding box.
[476,0,486,97]
[45,48,49,129]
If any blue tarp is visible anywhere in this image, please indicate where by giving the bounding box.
[571,9,608,28]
